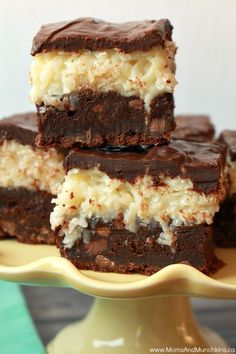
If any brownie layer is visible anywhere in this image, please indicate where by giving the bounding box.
[213,195,236,247]
[0,112,37,146]
[36,92,175,148]
[65,140,226,193]
[172,115,215,142]
[56,219,221,275]
[0,187,54,244]
[32,18,172,55]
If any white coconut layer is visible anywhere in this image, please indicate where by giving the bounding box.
[30,42,176,111]
[51,168,224,248]
[0,140,64,195]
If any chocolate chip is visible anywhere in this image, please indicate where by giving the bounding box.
[85,239,107,254]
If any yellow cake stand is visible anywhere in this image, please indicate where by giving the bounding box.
[0,239,235,354]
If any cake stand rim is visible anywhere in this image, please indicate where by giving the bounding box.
[0,240,236,299]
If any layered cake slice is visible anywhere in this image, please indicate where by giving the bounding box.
[214,130,236,247]
[172,115,215,142]
[30,17,177,148]
[0,113,64,244]
[51,140,226,275]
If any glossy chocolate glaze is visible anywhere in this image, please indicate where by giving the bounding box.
[65,140,226,193]
[32,17,172,55]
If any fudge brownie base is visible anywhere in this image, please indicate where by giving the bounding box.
[56,219,221,275]
[213,194,236,247]
[0,187,55,245]
[36,91,175,148]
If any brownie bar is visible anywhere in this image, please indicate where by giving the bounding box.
[0,187,54,244]
[172,115,215,142]
[0,112,37,145]
[214,130,236,247]
[36,92,175,147]
[51,141,226,275]
[31,17,177,147]
[0,112,65,245]
[57,219,220,275]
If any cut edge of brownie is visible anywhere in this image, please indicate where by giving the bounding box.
[0,187,55,245]
[213,194,236,247]
[36,92,175,148]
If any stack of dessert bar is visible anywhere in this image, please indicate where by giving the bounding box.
[28,17,228,275]
[173,116,236,248]
[1,18,231,275]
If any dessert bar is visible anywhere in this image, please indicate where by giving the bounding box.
[0,113,64,244]
[214,130,236,247]
[172,115,215,142]
[51,140,226,274]
[30,18,177,147]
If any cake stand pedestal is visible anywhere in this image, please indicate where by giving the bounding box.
[47,296,227,354]
[0,240,235,354]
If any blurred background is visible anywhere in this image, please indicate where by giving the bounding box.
[0,0,236,132]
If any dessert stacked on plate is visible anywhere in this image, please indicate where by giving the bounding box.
[28,17,227,275]
[0,17,234,275]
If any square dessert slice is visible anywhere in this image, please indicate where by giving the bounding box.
[30,17,177,148]
[214,130,236,247]
[172,115,215,142]
[51,141,226,275]
[0,112,64,244]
